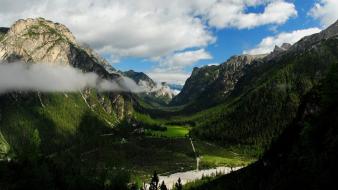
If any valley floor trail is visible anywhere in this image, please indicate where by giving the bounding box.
[189,138,200,171]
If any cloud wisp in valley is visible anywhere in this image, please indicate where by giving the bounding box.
[0,63,143,94]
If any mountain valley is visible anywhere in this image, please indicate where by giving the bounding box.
[0,16,338,190]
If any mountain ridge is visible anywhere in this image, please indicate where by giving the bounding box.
[171,54,266,109]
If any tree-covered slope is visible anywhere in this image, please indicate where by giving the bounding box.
[0,90,129,160]
[185,60,338,190]
[193,39,337,144]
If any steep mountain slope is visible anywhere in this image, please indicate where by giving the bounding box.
[186,62,338,190]
[171,54,266,109]
[0,91,122,158]
[0,18,134,160]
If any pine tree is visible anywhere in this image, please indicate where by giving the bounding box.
[175,178,182,190]
[149,171,159,190]
[160,181,168,190]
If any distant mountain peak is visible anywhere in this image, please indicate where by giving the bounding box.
[123,70,175,103]
[272,43,291,54]
[9,17,77,46]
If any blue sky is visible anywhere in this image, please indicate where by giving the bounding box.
[1,0,338,84]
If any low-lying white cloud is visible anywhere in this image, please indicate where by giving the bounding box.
[310,0,338,27]
[244,27,322,55]
[0,63,143,94]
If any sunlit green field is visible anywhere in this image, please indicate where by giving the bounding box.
[194,141,257,168]
[145,125,189,138]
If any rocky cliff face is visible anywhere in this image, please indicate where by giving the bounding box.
[0,18,77,64]
[171,54,266,106]
[171,65,219,105]
[0,18,120,79]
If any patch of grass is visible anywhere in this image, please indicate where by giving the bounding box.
[200,155,252,168]
[0,131,10,157]
[145,125,190,138]
[78,137,196,179]
[194,141,256,168]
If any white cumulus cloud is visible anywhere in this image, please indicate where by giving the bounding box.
[310,0,338,27]
[207,0,297,29]
[147,49,212,84]
[244,27,321,55]
[157,49,212,72]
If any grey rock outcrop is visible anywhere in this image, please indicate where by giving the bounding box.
[0,18,120,79]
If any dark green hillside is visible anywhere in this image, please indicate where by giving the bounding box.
[157,37,336,151]
[0,91,120,159]
[184,60,338,190]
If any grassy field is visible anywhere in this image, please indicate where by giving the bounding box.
[71,132,255,181]
[194,141,256,168]
[145,125,190,138]
[72,136,196,180]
